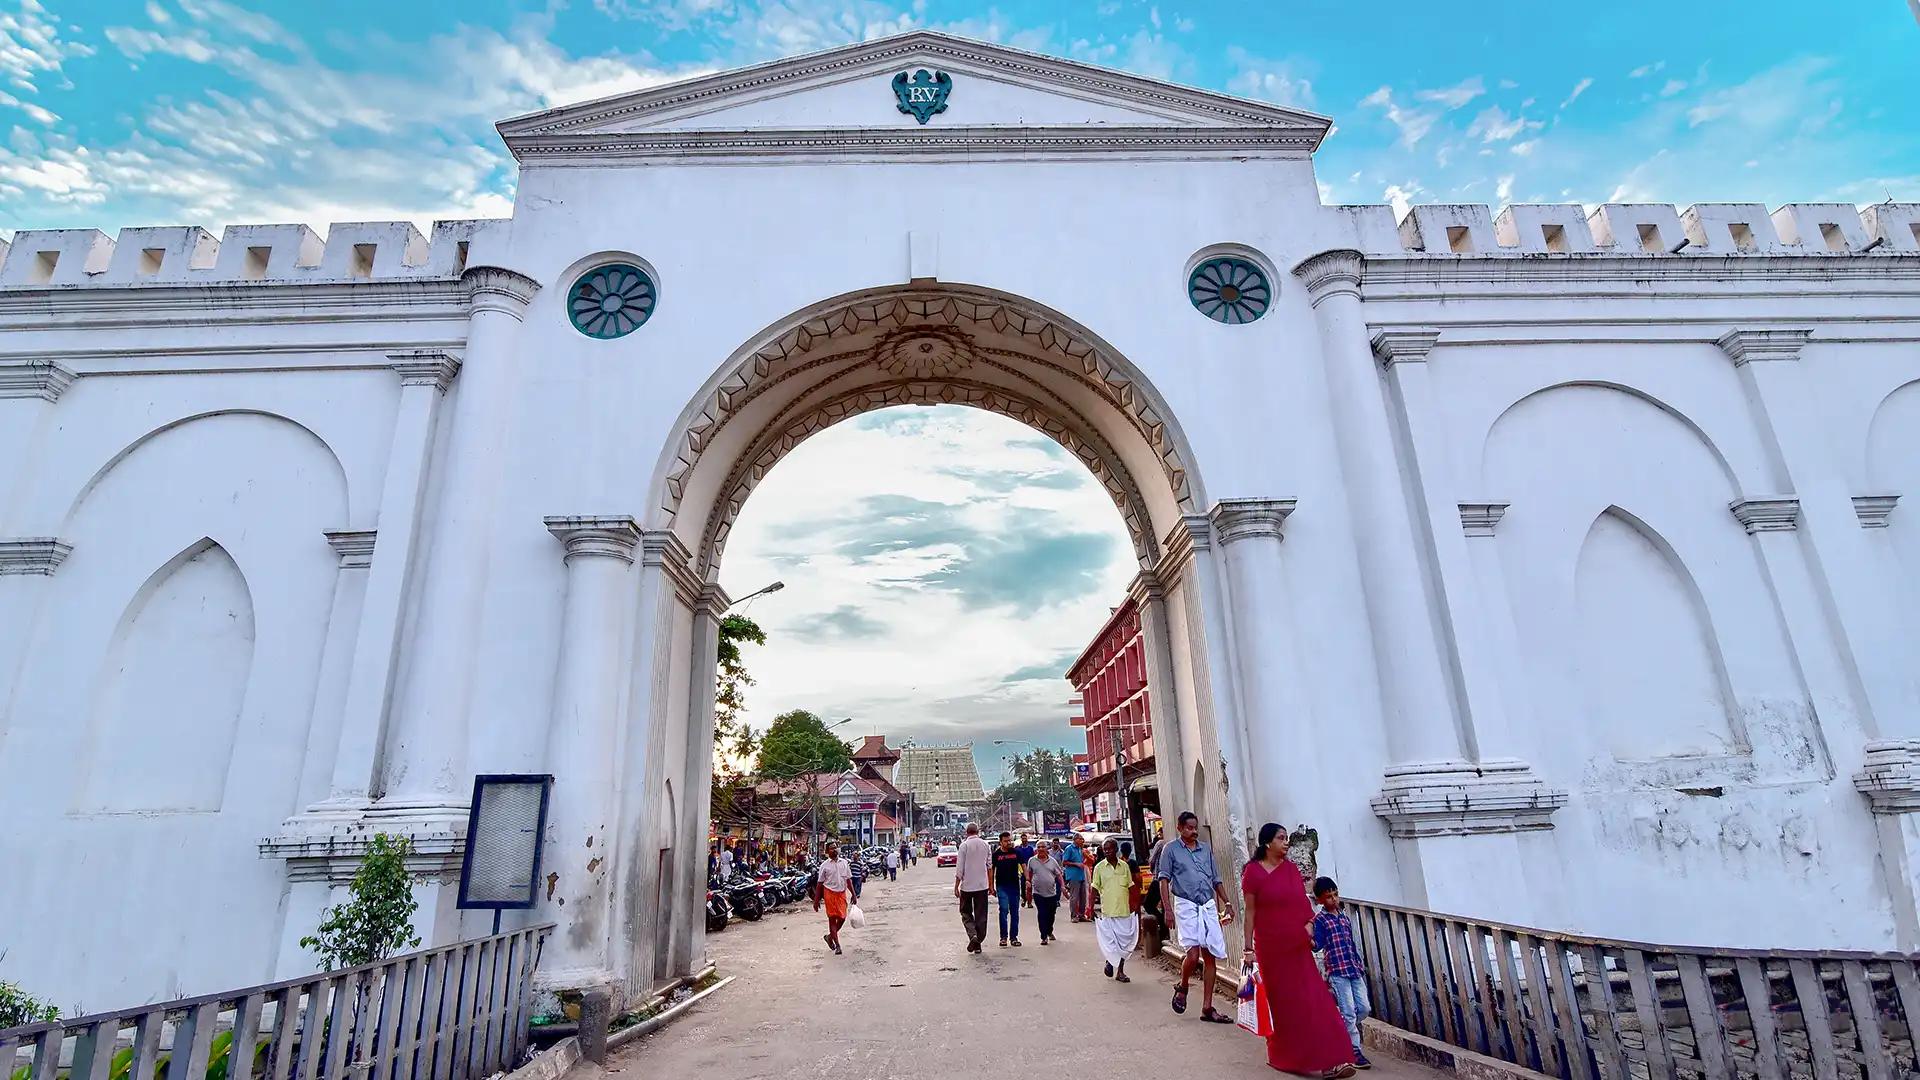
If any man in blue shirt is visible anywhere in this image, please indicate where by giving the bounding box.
[1058,836,1087,922]
[1156,811,1236,1024]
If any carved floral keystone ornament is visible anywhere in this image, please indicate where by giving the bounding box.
[892,69,952,124]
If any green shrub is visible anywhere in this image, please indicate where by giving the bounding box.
[0,977,57,1029]
[299,833,422,969]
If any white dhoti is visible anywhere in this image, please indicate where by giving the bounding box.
[1173,896,1227,959]
[1095,914,1138,965]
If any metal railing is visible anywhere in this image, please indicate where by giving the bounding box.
[1,925,552,1080]
[1348,899,1916,1080]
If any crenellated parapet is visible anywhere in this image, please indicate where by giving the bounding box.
[0,217,504,288]
[1352,200,1920,256]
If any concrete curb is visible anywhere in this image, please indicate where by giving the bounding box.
[503,1036,580,1080]
[605,975,735,1051]
[1362,1020,1557,1080]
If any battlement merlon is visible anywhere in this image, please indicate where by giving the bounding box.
[1,202,1917,290]
[0,218,506,288]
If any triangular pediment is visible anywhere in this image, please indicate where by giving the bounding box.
[497,31,1329,162]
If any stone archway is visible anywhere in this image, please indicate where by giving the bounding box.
[613,282,1255,995]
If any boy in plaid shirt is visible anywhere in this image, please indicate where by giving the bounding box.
[1312,877,1373,1069]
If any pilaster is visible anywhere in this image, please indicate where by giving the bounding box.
[671,579,730,976]
[1128,569,1191,822]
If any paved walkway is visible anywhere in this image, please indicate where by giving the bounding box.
[594,861,1441,1080]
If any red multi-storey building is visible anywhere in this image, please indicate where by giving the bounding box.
[1067,597,1157,837]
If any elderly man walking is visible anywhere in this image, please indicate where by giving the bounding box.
[1026,839,1067,944]
[1159,811,1236,1024]
[953,822,993,953]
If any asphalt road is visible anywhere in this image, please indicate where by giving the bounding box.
[593,860,1441,1080]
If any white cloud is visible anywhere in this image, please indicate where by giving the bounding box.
[1629,60,1665,78]
[1496,174,1514,201]
[0,88,55,125]
[1383,181,1421,218]
[1659,78,1687,97]
[1225,46,1314,108]
[1510,139,1539,157]
[1560,77,1593,109]
[1414,75,1485,110]
[1361,86,1437,148]
[0,0,92,96]
[1468,105,1541,143]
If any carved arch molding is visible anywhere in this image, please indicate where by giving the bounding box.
[661,290,1198,577]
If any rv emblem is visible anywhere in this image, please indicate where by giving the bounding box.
[892,69,952,124]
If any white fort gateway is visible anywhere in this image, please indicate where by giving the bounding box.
[3,31,1920,1009]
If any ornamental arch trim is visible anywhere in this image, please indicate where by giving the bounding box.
[652,284,1206,578]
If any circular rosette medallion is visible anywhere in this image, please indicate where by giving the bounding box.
[568,264,656,339]
[1188,257,1271,324]
[872,326,980,379]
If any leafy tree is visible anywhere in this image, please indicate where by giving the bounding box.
[714,614,766,764]
[0,977,57,1028]
[987,746,1083,823]
[300,834,422,969]
[756,709,852,778]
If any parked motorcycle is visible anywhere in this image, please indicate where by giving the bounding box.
[726,876,765,921]
[706,882,731,932]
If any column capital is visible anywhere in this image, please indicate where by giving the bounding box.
[1370,758,1567,838]
[1458,502,1509,538]
[1290,249,1365,307]
[1154,514,1214,584]
[1125,568,1167,604]
[1716,328,1812,366]
[1207,499,1296,545]
[696,582,733,619]
[0,537,73,575]
[545,515,643,564]
[323,529,377,569]
[640,529,704,606]
[1370,328,1442,368]
[1854,494,1900,528]
[388,349,462,393]
[0,358,77,402]
[1856,740,1920,814]
[1729,496,1800,534]
[462,265,543,321]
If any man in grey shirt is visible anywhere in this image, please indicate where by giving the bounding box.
[953,822,993,953]
[1157,811,1236,1024]
[1025,839,1066,944]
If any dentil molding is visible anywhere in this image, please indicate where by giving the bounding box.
[1730,497,1800,534]
[1370,758,1567,838]
[1854,494,1900,528]
[545,515,644,564]
[0,537,73,575]
[0,358,77,402]
[1856,740,1920,814]
[1291,249,1365,306]
[1208,499,1296,544]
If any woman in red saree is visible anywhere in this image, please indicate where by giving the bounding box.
[1241,823,1358,1078]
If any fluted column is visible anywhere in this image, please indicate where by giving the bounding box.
[536,516,642,990]
[384,268,540,817]
[1207,499,1320,828]
[1130,570,1192,825]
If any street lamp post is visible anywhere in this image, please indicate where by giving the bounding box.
[725,580,784,612]
[993,738,1032,832]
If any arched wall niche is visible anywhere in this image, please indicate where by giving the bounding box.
[646,283,1209,580]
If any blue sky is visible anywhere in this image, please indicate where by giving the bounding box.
[2,1,1917,235]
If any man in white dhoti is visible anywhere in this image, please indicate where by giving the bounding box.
[1089,838,1138,983]
[1158,811,1236,1024]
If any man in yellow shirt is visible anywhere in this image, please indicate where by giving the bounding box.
[1090,838,1139,983]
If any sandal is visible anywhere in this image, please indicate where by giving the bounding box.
[1323,1068,1356,1079]
[1171,986,1188,1014]
[1115,971,1131,983]
[1200,1008,1233,1024]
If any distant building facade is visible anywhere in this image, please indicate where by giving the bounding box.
[1068,598,1155,829]
[893,744,987,807]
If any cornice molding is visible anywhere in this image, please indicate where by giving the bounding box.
[504,127,1317,164]
[1370,758,1567,838]
[640,529,705,606]
[697,582,733,619]
[1153,514,1213,584]
[0,358,77,402]
[1458,502,1509,538]
[323,529,377,570]
[1370,328,1442,368]
[0,537,73,575]
[1856,740,1920,815]
[1207,498,1295,545]
[1716,328,1813,365]
[388,349,462,393]
[498,30,1331,145]
[1125,568,1167,605]
[1730,497,1800,534]
[462,266,542,320]
[1853,494,1900,528]
[1290,249,1364,307]
[545,515,644,564]
[261,803,466,883]
[0,278,468,320]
